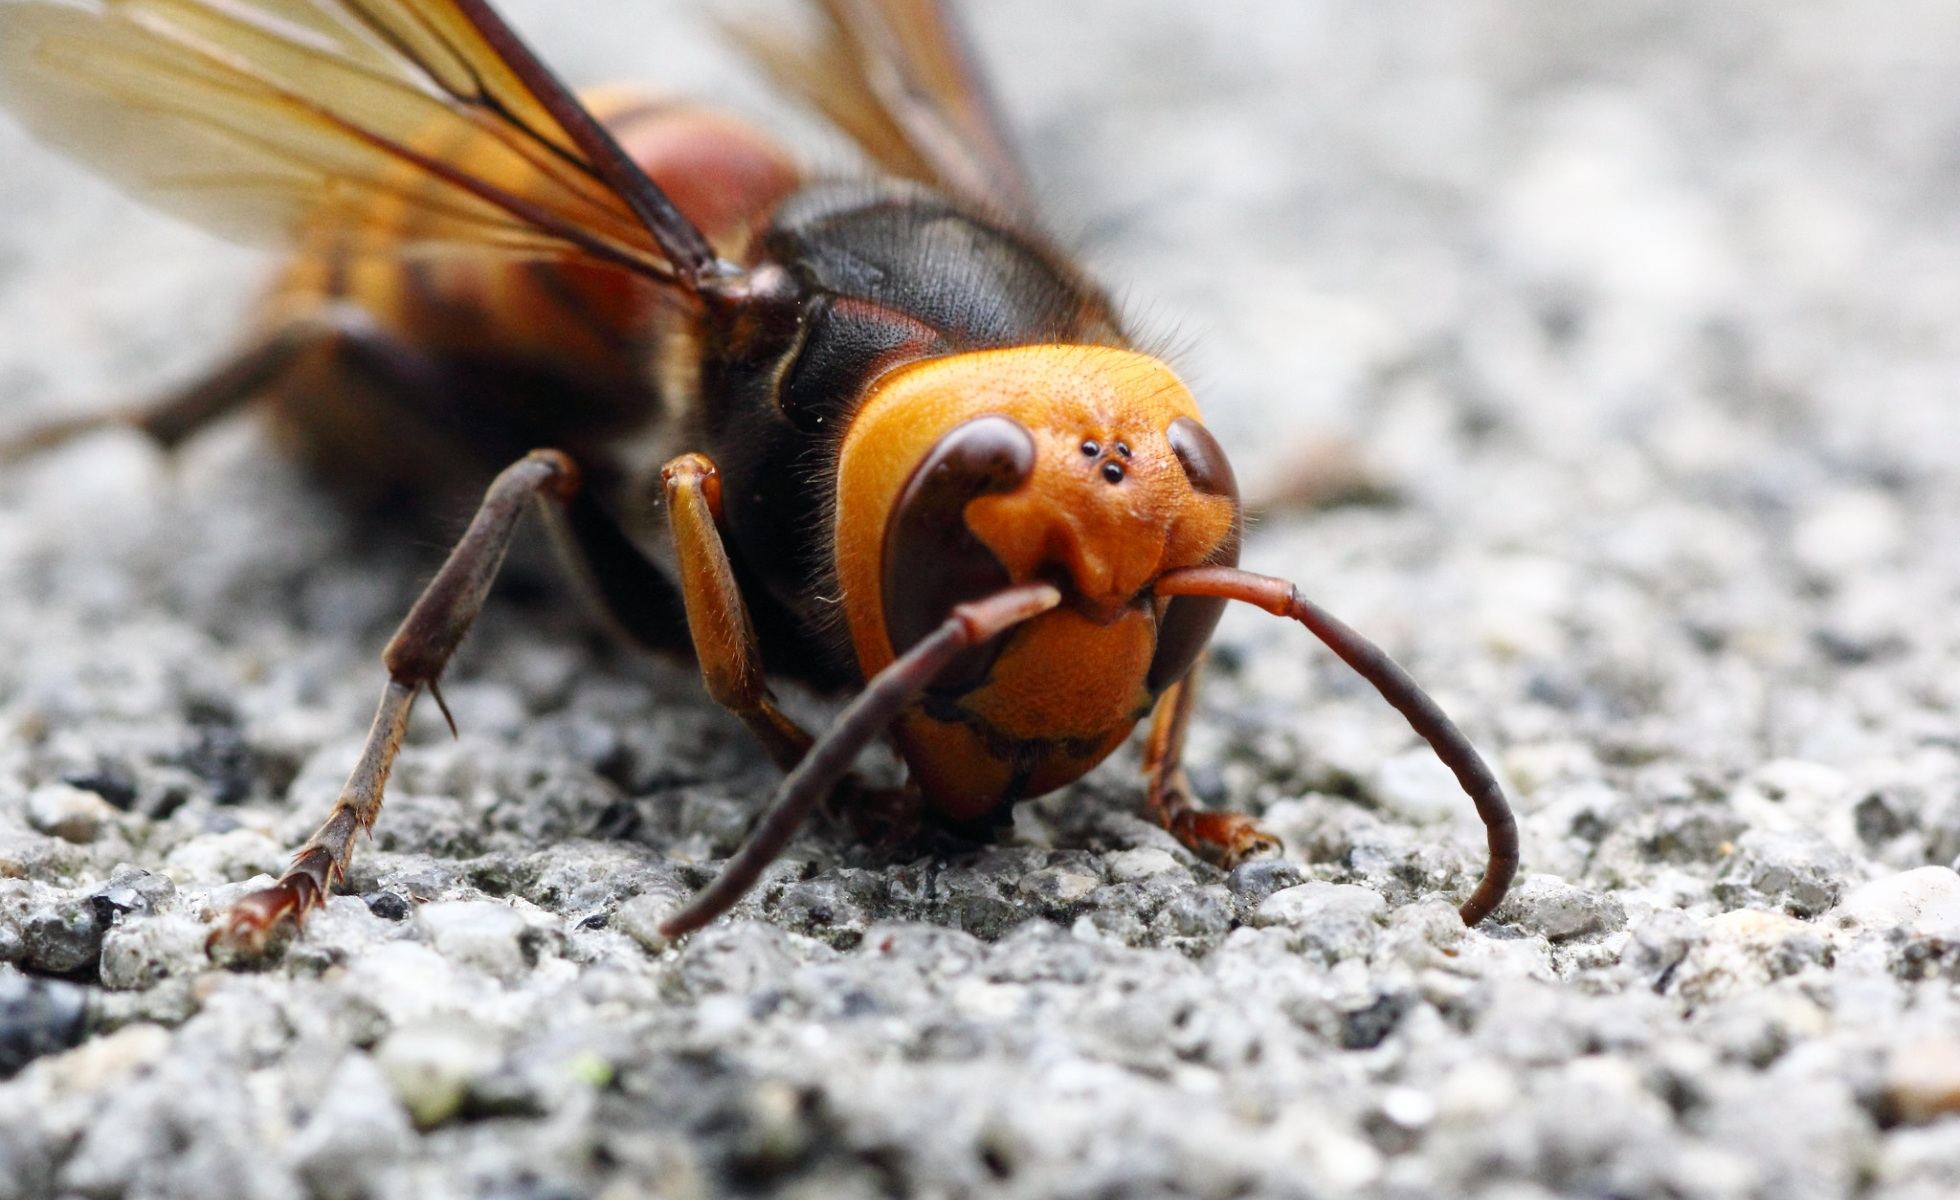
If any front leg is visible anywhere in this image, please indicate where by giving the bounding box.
[661,454,929,846]
[212,449,581,950]
[660,452,815,771]
[1143,661,1282,867]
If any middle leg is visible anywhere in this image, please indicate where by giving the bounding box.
[1143,661,1282,866]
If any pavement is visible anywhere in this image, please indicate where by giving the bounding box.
[3,3,1960,1198]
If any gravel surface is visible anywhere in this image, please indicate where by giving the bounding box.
[5,3,1960,1199]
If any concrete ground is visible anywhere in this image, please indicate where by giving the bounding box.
[4,3,1960,1198]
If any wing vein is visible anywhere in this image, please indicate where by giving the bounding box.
[0,0,704,282]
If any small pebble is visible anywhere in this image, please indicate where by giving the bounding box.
[1670,909,1831,1004]
[1019,866,1102,907]
[364,891,411,922]
[1886,1038,1960,1125]
[415,901,532,983]
[1714,830,1855,918]
[1792,487,1904,578]
[24,785,115,844]
[613,886,692,954]
[1105,848,1181,882]
[375,1021,504,1129]
[98,914,212,991]
[1496,874,1628,941]
[289,1054,416,1200]
[1251,882,1386,962]
[20,900,106,978]
[1831,867,1960,938]
[0,972,90,1077]
[1225,858,1308,903]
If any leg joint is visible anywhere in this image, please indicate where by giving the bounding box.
[519,448,583,503]
[661,452,722,517]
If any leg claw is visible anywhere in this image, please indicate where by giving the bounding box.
[206,876,320,958]
[1150,770,1283,869]
[1170,810,1284,870]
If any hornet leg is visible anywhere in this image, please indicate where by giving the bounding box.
[1143,661,1282,866]
[660,453,922,844]
[659,452,815,771]
[0,304,407,465]
[211,449,582,951]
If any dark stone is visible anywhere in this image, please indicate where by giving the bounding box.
[181,719,259,806]
[1226,859,1308,905]
[1714,830,1853,918]
[87,888,143,926]
[61,763,139,812]
[1646,804,1751,864]
[589,797,641,841]
[21,900,107,978]
[85,870,172,931]
[1341,991,1413,1051]
[1853,789,1915,846]
[364,892,411,922]
[0,973,90,1078]
[1154,888,1233,939]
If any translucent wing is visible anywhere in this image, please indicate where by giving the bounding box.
[729,0,1037,223]
[0,0,718,280]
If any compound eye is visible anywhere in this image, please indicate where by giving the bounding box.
[1148,417,1243,695]
[881,415,1039,695]
[1167,417,1238,499]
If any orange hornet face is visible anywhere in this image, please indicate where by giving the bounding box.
[833,347,1241,822]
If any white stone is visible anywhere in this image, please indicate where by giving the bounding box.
[415,900,530,982]
[290,1053,415,1200]
[1793,487,1905,578]
[1671,909,1827,1005]
[375,1020,504,1129]
[24,784,115,843]
[1831,867,1960,939]
[613,886,690,954]
[1252,882,1387,928]
[1105,848,1180,882]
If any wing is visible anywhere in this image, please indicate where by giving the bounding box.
[728,0,1037,223]
[0,0,723,284]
